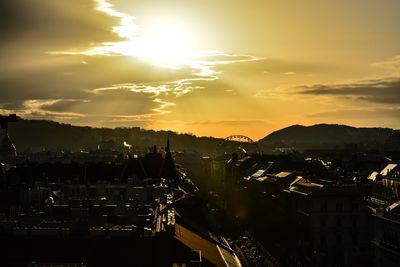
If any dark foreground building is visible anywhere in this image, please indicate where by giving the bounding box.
[0,140,241,266]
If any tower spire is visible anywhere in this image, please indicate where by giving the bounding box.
[161,136,179,185]
[167,135,170,152]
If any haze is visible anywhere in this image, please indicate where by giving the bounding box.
[1,0,399,139]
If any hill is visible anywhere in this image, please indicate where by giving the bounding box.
[259,124,398,150]
[2,119,237,155]
[2,120,398,155]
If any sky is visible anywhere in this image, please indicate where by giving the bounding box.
[0,0,399,140]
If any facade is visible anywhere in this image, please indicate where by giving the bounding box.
[372,201,400,267]
[0,140,241,266]
[367,163,400,266]
[286,178,372,266]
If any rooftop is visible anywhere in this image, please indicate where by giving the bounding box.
[380,163,398,177]
[288,177,371,196]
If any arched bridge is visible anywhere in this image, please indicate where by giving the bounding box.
[225,135,255,143]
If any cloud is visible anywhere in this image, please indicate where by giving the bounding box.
[152,98,176,115]
[0,0,121,49]
[7,0,398,135]
[215,58,331,75]
[0,102,25,110]
[46,0,259,79]
[47,89,165,117]
[307,107,400,119]
[0,99,85,120]
[94,0,138,40]
[297,77,400,104]
[186,120,270,127]
[0,55,202,102]
[0,0,263,129]
[39,99,90,112]
[0,89,171,125]
[370,54,400,76]
[0,95,165,128]
[88,73,218,98]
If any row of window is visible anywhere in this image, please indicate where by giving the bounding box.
[320,202,359,212]
[320,215,358,227]
[320,232,358,246]
[383,231,400,248]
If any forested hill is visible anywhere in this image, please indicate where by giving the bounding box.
[3,119,229,155]
[259,124,399,150]
[2,120,398,154]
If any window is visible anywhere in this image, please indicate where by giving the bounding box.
[352,216,358,227]
[352,233,358,245]
[337,216,342,227]
[352,203,359,212]
[383,231,400,247]
[320,233,327,246]
[336,233,342,245]
[336,202,343,212]
[321,216,327,227]
[321,202,327,212]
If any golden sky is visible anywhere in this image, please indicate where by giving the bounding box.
[0,0,399,139]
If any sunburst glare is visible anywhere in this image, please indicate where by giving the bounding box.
[133,22,196,68]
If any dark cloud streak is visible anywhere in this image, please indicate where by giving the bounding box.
[298,78,400,104]
[308,108,400,119]
[0,0,121,47]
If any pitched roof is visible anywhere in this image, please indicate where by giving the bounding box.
[175,223,242,267]
[367,171,379,182]
[380,163,398,177]
[388,200,400,212]
[275,171,293,178]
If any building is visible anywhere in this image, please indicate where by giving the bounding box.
[0,139,241,266]
[372,200,400,266]
[368,163,400,206]
[285,178,372,266]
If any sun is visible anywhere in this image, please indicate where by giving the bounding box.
[92,2,211,69]
[134,22,197,68]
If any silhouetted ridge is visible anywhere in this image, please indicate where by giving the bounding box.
[2,119,398,153]
[259,124,397,150]
[3,119,230,155]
